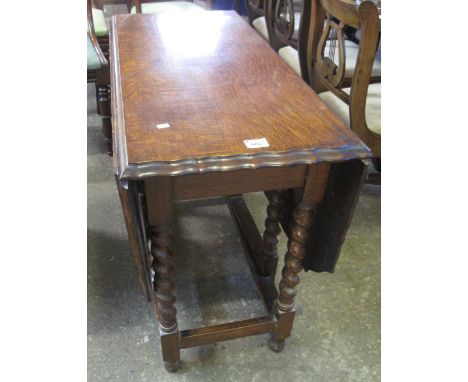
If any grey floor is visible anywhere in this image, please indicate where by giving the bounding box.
[87,84,381,381]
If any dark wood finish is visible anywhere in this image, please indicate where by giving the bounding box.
[246,0,265,24]
[302,159,368,271]
[110,11,371,372]
[88,0,113,154]
[227,195,278,313]
[264,0,312,83]
[115,178,153,301]
[269,0,381,86]
[261,190,284,277]
[266,0,302,51]
[145,176,176,331]
[145,176,181,371]
[269,162,329,351]
[180,316,275,348]
[297,0,312,82]
[173,166,306,201]
[305,0,381,158]
[97,85,112,153]
[98,36,110,61]
[274,159,368,273]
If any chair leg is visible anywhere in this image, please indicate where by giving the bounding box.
[372,157,381,172]
[365,157,381,185]
[95,84,100,112]
[97,85,112,155]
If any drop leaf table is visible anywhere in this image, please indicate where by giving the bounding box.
[110,11,371,372]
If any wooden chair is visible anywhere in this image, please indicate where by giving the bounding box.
[305,0,381,160]
[267,0,380,87]
[130,0,206,13]
[89,0,110,58]
[247,0,301,53]
[266,0,303,50]
[266,0,308,81]
[246,0,307,81]
[87,0,112,154]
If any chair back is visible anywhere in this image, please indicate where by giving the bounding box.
[246,0,266,24]
[88,0,108,82]
[305,0,380,155]
[87,0,96,38]
[266,0,302,50]
[265,0,311,81]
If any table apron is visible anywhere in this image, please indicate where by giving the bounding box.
[171,165,308,201]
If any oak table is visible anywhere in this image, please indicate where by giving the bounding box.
[110,11,371,372]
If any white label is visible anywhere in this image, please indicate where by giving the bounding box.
[244,138,269,149]
[156,123,170,129]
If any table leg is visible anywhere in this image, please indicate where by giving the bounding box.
[269,164,330,352]
[261,190,283,277]
[146,178,180,372]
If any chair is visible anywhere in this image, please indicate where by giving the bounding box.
[269,0,380,87]
[246,0,306,80]
[266,0,302,49]
[247,0,301,51]
[266,0,307,81]
[90,0,109,58]
[87,0,112,154]
[130,0,206,14]
[305,0,381,160]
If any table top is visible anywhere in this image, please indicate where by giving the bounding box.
[110,11,371,179]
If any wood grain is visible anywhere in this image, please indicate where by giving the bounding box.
[110,11,371,179]
[269,162,330,352]
[180,317,275,348]
[172,165,306,200]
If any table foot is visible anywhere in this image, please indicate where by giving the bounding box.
[268,337,285,353]
[164,360,181,372]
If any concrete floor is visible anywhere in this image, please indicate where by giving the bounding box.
[87,84,381,381]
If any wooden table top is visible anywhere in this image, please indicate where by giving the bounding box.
[110,11,371,179]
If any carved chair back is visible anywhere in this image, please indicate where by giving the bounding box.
[265,0,311,82]
[305,0,380,156]
[266,0,302,50]
[246,0,266,24]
